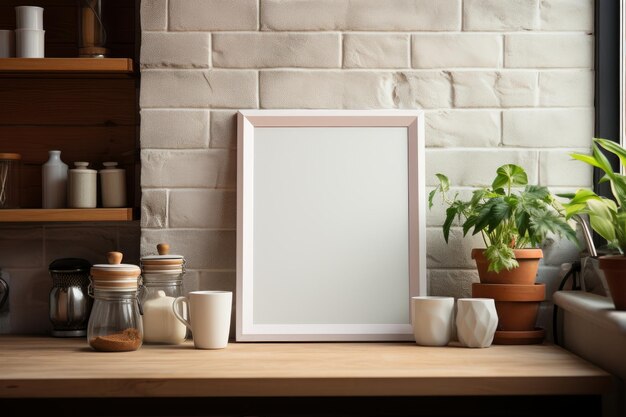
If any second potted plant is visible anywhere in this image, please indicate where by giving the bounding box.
[561,138,626,311]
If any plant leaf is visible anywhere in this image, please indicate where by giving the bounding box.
[442,206,457,243]
[492,164,528,190]
[586,199,617,243]
[515,210,530,238]
[485,243,518,273]
[435,173,450,193]
[523,185,551,202]
[570,152,602,169]
[596,138,626,168]
[471,198,505,235]
[428,188,437,210]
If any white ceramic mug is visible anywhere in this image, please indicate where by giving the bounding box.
[15,29,44,58]
[15,6,44,30]
[410,296,454,346]
[173,291,232,349]
[455,298,498,348]
[0,30,15,58]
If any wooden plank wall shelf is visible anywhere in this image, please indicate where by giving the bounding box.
[0,58,134,75]
[0,208,133,222]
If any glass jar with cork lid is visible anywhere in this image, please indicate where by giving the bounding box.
[139,243,187,345]
[87,251,143,352]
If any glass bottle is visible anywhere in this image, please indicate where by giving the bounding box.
[42,150,68,209]
[0,153,21,209]
[139,243,187,345]
[87,251,143,352]
[78,0,109,58]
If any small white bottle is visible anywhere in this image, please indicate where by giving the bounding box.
[99,161,126,208]
[42,150,68,209]
[67,162,97,208]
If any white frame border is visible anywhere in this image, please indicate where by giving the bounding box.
[236,109,427,342]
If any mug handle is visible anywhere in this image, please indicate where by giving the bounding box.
[172,296,192,331]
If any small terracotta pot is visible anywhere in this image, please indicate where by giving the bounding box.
[471,248,543,285]
[598,255,626,311]
[472,283,545,331]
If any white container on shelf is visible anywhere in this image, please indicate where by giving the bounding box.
[0,30,15,58]
[15,29,44,58]
[99,162,126,208]
[42,150,68,209]
[67,162,97,208]
[15,6,44,30]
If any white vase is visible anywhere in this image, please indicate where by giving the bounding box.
[410,296,455,346]
[456,298,498,348]
[42,150,68,209]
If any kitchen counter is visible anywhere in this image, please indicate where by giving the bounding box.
[0,335,613,416]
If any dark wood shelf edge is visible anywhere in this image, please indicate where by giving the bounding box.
[0,58,134,75]
[0,208,135,222]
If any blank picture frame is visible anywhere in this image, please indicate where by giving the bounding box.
[236,110,426,341]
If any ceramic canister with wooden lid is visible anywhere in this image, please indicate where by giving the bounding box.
[67,161,97,208]
[86,251,143,352]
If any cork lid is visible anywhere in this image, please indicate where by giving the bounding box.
[141,243,185,275]
[90,251,141,291]
[141,243,184,263]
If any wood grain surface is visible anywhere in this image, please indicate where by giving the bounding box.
[0,336,611,398]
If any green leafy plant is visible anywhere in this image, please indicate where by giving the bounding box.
[561,138,626,254]
[429,164,578,273]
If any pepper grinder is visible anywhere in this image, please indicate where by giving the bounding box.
[99,161,126,208]
[67,161,97,208]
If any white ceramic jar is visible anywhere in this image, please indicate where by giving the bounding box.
[67,162,97,208]
[99,161,126,208]
[42,150,68,209]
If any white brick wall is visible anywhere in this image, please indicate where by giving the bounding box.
[138,0,594,318]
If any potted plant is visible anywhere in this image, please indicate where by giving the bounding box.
[429,164,578,282]
[561,138,626,311]
[429,164,578,343]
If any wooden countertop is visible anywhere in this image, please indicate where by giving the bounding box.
[0,336,611,398]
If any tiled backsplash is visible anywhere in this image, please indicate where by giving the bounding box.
[0,0,594,336]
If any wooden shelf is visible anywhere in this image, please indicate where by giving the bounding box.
[0,58,134,75]
[0,208,134,222]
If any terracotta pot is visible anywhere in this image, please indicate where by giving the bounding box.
[471,248,543,285]
[472,283,545,331]
[598,255,626,311]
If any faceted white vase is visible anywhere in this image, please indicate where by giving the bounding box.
[42,150,68,209]
[456,298,498,348]
[411,296,455,346]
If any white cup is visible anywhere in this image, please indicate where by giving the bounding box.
[0,30,15,58]
[410,296,454,346]
[173,291,232,349]
[455,298,498,348]
[15,29,45,58]
[15,6,44,30]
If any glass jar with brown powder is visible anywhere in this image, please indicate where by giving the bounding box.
[87,251,143,352]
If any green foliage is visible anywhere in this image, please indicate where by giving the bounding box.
[429,164,578,273]
[561,138,626,254]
